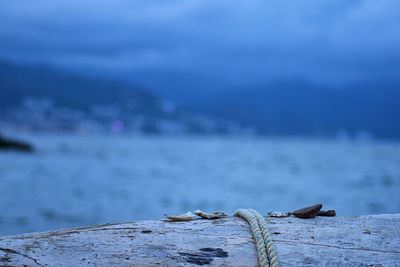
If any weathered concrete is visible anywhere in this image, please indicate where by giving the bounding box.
[0,214,399,266]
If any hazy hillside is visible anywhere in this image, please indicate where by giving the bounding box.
[132,75,400,139]
[0,61,248,134]
[0,61,161,115]
[205,81,400,139]
[2,60,399,138]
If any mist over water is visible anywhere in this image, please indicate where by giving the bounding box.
[1,134,399,235]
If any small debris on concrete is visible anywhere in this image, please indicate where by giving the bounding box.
[292,203,323,219]
[317,210,336,217]
[267,212,291,218]
[195,210,228,220]
[165,212,195,222]
[363,229,372,234]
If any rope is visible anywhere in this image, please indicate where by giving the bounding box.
[234,209,279,267]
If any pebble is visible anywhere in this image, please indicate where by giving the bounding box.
[292,203,323,219]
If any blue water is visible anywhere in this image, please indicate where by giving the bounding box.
[0,134,399,235]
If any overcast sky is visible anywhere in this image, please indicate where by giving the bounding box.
[0,0,399,86]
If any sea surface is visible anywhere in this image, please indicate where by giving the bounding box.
[0,134,399,235]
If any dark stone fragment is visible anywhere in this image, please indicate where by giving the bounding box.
[0,135,34,152]
[292,203,323,219]
[317,210,336,217]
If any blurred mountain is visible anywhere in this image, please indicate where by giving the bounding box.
[1,59,399,139]
[195,81,400,139]
[0,60,248,134]
[0,61,160,114]
[127,72,400,139]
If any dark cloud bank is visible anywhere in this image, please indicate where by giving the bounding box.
[1,0,399,84]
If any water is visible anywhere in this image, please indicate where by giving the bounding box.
[0,134,399,235]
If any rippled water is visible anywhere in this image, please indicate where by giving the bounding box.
[0,134,399,235]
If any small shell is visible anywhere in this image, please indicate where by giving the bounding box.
[194,210,228,219]
[267,212,291,218]
[165,212,195,222]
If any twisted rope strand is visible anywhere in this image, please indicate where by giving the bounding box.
[234,209,279,267]
[249,209,279,266]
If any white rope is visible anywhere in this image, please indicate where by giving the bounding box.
[234,209,279,267]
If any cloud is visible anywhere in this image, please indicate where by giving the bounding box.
[0,0,399,85]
